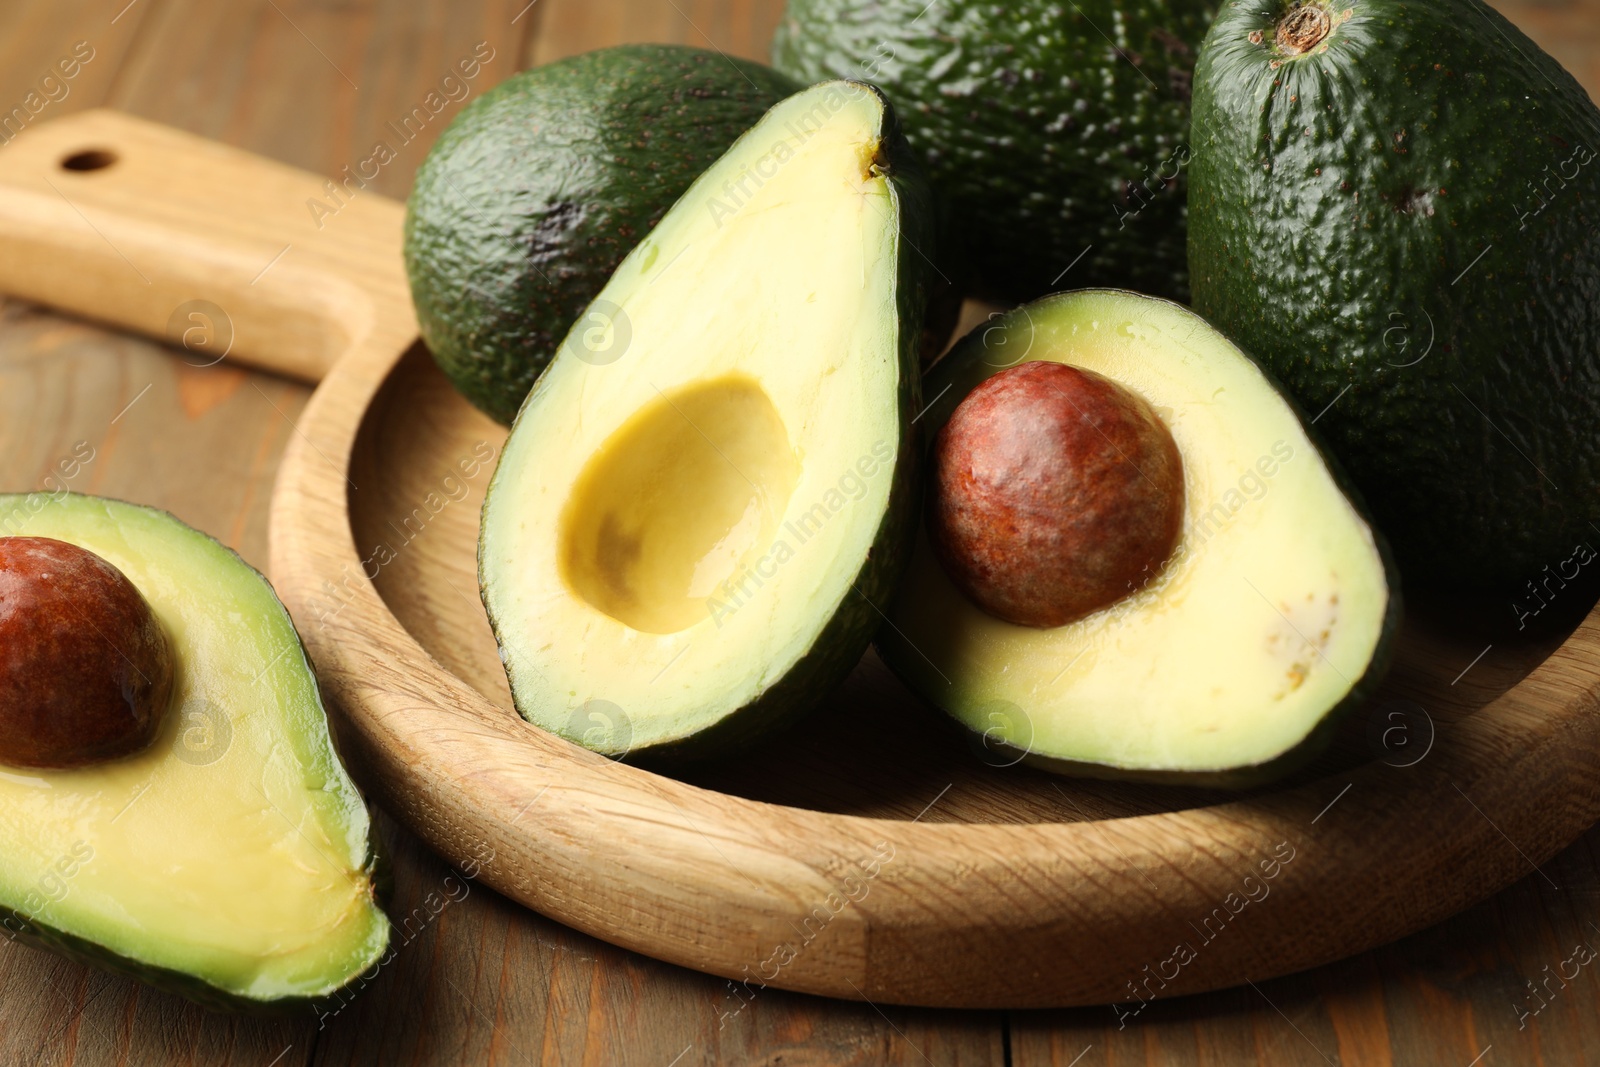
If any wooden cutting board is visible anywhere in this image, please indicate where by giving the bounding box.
[4,107,1600,1010]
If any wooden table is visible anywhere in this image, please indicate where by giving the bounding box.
[2,1,1597,1063]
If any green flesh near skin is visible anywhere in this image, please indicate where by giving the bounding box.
[405,44,800,425]
[1188,0,1600,589]
[880,291,1400,783]
[479,82,932,760]
[772,0,1214,302]
[0,493,388,1008]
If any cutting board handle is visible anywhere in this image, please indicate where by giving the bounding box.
[0,109,413,383]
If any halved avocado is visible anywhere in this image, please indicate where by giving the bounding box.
[479,81,932,760]
[0,493,389,1009]
[881,291,1400,785]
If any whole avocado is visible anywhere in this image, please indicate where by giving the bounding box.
[405,45,798,424]
[1188,0,1600,590]
[771,0,1213,301]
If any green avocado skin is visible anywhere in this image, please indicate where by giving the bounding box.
[771,0,1213,302]
[1189,0,1600,589]
[405,45,799,425]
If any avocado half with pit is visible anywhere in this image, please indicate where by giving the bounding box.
[479,81,932,759]
[0,493,389,1009]
[881,291,1400,785]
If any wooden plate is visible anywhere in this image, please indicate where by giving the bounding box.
[6,109,1600,1010]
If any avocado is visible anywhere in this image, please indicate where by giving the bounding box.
[1187,0,1600,589]
[879,291,1400,785]
[405,44,800,425]
[0,493,389,1010]
[480,81,933,760]
[771,0,1213,302]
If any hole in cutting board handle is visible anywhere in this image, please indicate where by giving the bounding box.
[60,148,118,172]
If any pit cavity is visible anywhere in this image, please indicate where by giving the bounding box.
[559,376,799,634]
[1276,4,1333,55]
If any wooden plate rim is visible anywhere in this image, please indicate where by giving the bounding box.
[269,331,1600,1010]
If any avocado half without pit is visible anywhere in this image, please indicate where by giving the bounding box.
[480,80,932,759]
[882,291,1401,785]
[0,493,389,1009]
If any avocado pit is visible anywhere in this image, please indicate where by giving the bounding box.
[0,537,174,768]
[929,360,1184,628]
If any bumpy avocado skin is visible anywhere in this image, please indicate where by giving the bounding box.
[1189,0,1600,590]
[406,45,799,425]
[771,0,1213,302]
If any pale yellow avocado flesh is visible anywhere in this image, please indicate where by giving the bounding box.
[0,494,388,1002]
[884,291,1395,775]
[481,82,905,752]
[560,376,802,635]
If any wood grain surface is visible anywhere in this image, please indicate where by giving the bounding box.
[0,0,1597,1063]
